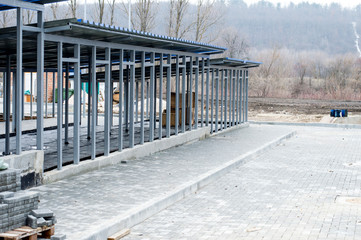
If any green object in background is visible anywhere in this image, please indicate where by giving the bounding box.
[24,90,31,95]
[81,82,100,95]
[54,88,74,103]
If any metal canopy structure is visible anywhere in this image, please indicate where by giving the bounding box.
[0,2,260,173]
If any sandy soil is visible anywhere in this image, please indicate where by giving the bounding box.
[248,97,361,124]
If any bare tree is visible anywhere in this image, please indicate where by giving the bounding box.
[167,0,192,39]
[50,3,60,20]
[0,11,11,28]
[68,0,77,18]
[96,0,106,23]
[194,0,222,42]
[23,10,35,24]
[122,0,156,32]
[108,0,117,25]
[219,27,249,59]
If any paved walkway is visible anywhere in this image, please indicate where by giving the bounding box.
[29,124,293,239]
[124,126,361,240]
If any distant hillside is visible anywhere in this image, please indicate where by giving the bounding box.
[223,1,361,54]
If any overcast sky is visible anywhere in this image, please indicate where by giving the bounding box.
[243,0,360,9]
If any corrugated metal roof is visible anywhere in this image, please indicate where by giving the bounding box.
[0,0,66,11]
[210,57,261,68]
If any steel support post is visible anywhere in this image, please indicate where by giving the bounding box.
[220,70,223,130]
[166,55,171,138]
[158,53,163,139]
[16,7,23,155]
[5,55,11,155]
[45,72,48,117]
[232,70,236,126]
[246,70,249,122]
[52,72,55,117]
[215,69,219,133]
[201,59,204,127]
[124,66,129,130]
[129,50,135,148]
[175,55,180,135]
[149,52,155,142]
[57,42,63,170]
[82,83,86,119]
[30,73,33,118]
[135,81,139,122]
[21,71,24,119]
[210,68,214,133]
[243,70,246,123]
[236,69,239,125]
[181,57,186,133]
[104,47,111,155]
[12,72,15,133]
[2,72,5,121]
[223,69,229,129]
[194,57,199,129]
[87,56,91,139]
[206,59,209,126]
[188,57,193,131]
[73,44,81,163]
[91,46,97,159]
[146,81,149,119]
[118,49,124,151]
[239,70,242,123]
[140,51,145,144]
[65,63,69,144]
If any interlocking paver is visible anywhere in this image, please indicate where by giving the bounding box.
[123,127,361,240]
[28,124,293,239]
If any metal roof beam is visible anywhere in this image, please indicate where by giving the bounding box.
[0,0,44,11]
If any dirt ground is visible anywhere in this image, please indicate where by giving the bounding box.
[248,97,361,124]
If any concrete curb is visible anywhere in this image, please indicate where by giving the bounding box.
[249,120,361,129]
[81,129,297,240]
[43,126,211,184]
[209,122,250,137]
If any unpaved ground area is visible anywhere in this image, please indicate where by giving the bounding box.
[248,97,361,123]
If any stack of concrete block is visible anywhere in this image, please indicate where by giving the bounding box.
[27,209,56,229]
[0,169,21,192]
[0,191,39,233]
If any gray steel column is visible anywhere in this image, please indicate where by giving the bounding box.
[220,70,223,130]
[129,50,135,148]
[223,69,229,129]
[52,72,55,117]
[210,68,213,133]
[166,54,171,138]
[2,72,5,121]
[175,55,179,135]
[158,53,163,139]
[57,42,63,170]
[118,49,124,151]
[64,63,69,144]
[239,70,243,123]
[232,70,236,126]
[30,73,33,118]
[246,70,249,122]
[236,69,239,125]
[146,81,149,119]
[91,46,97,159]
[87,56,91,139]
[104,47,111,155]
[45,72,48,117]
[188,56,193,131]
[135,81,139,122]
[12,72,15,133]
[16,7,23,155]
[194,57,199,129]
[206,59,209,126]
[82,83,86,119]
[74,44,81,163]
[243,70,246,123]
[215,69,219,133]
[5,55,11,155]
[181,57,186,133]
[124,66,129,130]
[200,59,204,127]
[22,71,24,120]
[140,51,145,144]
[149,52,155,142]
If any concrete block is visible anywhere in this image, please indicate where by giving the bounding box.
[27,215,37,229]
[37,217,47,227]
[46,220,52,227]
[31,209,53,218]
[0,192,14,200]
[51,234,66,240]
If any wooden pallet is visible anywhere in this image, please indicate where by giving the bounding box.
[0,225,55,240]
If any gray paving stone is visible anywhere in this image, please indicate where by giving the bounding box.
[30,209,53,218]
[51,234,67,240]
[30,125,293,239]
[123,126,361,240]
[27,215,37,229]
